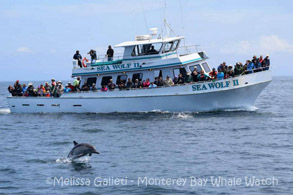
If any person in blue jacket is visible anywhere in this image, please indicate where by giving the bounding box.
[246,60,255,74]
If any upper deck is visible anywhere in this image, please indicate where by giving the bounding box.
[72,34,207,77]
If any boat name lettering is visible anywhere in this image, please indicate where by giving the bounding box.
[192,79,239,91]
[97,63,140,71]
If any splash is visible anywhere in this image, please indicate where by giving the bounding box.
[56,156,91,164]
[171,112,194,119]
[0,108,10,114]
[223,106,258,112]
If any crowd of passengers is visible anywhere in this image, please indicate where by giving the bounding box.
[8,55,270,97]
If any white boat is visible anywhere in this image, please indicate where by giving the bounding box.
[7,28,272,113]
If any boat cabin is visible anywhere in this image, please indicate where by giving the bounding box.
[72,32,211,88]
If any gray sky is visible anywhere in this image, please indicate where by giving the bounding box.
[1,0,293,81]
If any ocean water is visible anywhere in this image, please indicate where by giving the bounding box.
[0,77,292,195]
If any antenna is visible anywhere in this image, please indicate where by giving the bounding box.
[180,0,186,47]
[141,2,149,33]
[162,1,176,38]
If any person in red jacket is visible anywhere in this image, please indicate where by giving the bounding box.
[142,78,150,88]
[209,68,218,80]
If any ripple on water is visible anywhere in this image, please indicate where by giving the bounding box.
[83,128,105,133]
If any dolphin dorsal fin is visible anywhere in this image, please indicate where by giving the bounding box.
[73,141,78,146]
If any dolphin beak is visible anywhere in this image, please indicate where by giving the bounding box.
[94,151,100,154]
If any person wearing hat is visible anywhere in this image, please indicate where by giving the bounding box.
[262,55,270,70]
[27,82,35,96]
[88,49,97,64]
[73,50,82,68]
[91,83,97,92]
[185,72,193,83]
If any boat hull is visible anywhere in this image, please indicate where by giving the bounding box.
[7,71,272,113]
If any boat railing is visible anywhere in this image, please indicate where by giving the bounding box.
[96,53,124,62]
[177,45,202,56]
[72,53,124,68]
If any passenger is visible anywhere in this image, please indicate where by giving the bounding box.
[149,46,157,54]
[118,81,125,90]
[157,77,164,87]
[164,76,174,87]
[173,76,178,85]
[252,55,258,66]
[37,84,46,96]
[91,83,98,91]
[192,69,199,82]
[217,70,224,80]
[53,81,64,97]
[259,55,263,64]
[126,78,133,89]
[234,62,244,76]
[107,79,116,91]
[209,68,218,80]
[185,72,193,83]
[197,70,210,81]
[246,60,255,74]
[13,80,22,96]
[101,85,108,92]
[217,62,227,72]
[73,77,81,91]
[68,82,75,91]
[27,82,35,96]
[142,78,150,88]
[44,82,50,92]
[88,49,97,64]
[132,79,142,88]
[263,55,270,70]
[177,74,185,84]
[227,66,234,77]
[73,50,82,68]
[37,86,42,96]
[33,89,38,97]
[45,90,51,97]
[81,82,90,91]
[106,45,114,61]
[50,78,56,92]
[22,84,28,95]
[7,85,16,96]
[64,84,72,93]
[149,82,157,88]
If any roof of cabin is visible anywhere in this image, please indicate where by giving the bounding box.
[115,36,184,48]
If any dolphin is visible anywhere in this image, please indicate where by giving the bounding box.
[67,141,100,160]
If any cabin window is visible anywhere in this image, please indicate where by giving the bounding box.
[189,64,202,72]
[154,70,163,78]
[132,73,143,82]
[171,40,180,51]
[116,75,127,84]
[87,77,97,87]
[163,42,173,53]
[173,67,187,77]
[202,62,211,72]
[131,45,140,56]
[132,43,162,56]
[101,76,112,86]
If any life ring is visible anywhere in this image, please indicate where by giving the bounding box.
[82,57,89,67]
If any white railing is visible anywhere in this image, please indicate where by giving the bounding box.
[177,45,202,56]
